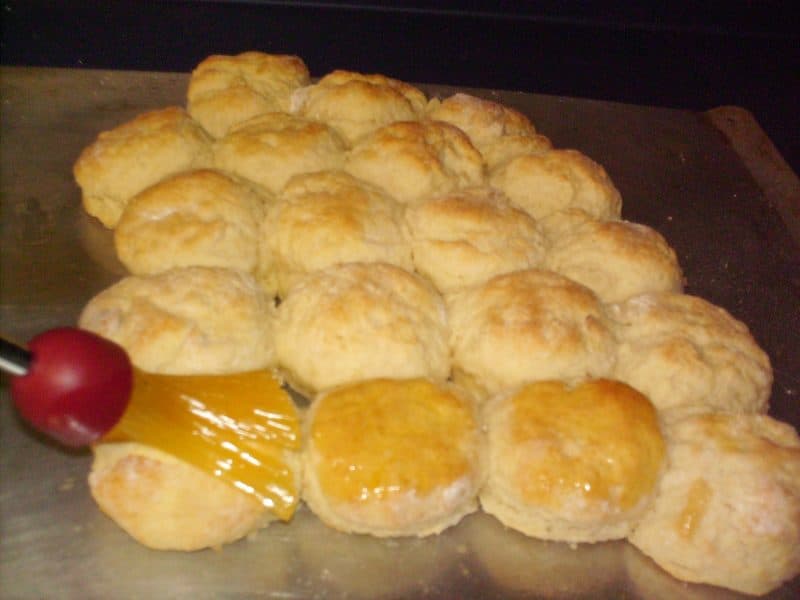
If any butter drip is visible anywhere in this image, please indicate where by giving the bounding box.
[103,369,300,520]
[509,379,665,511]
[311,378,477,504]
[676,478,712,539]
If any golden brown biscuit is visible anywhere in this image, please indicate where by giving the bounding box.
[628,413,800,596]
[446,269,616,398]
[259,170,412,298]
[609,292,772,418]
[404,186,547,292]
[303,378,484,537]
[489,149,622,221]
[187,51,310,138]
[273,262,449,395]
[114,169,267,275]
[212,112,347,195]
[291,69,427,145]
[78,267,275,374]
[544,216,684,303]
[73,107,213,228]
[345,119,485,204]
[480,379,666,543]
[89,442,274,551]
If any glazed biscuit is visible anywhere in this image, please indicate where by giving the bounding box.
[73,107,213,228]
[187,51,310,138]
[544,215,684,303]
[291,69,427,145]
[345,119,485,205]
[405,186,547,292]
[480,379,666,543]
[114,169,267,276]
[303,378,484,537]
[78,267,275,374]
[489,149,622,221]
[446,269,616,399]
[259,170,412,298]
[213,112,347,195]
[480,133,553,171]
[628,413,800,596]
[273,262,449,395]
[609,292,772,418]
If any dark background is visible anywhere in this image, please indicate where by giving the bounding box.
[2,0,798,172]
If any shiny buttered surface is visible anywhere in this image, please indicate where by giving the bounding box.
[69,51,799,595]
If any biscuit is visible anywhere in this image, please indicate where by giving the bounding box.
[73,107,213,228]
[291,69,427,145]
[609,292,772,418]
[480,133,553,171]
[489,149,622,221]
[345,119,485,204]
[259,170,412,298]
[114,169,267,275]
[544,216,684,303]
[446,269,616,398]
[480,379,666,543]
[89,442,275,551]
[628,413,800,596]
[78,267,275,374]
[404,186,547,292]
[187,51,310,138]
[303,378,484,537]
[273,262,449,395]
[427,93,537,148]
[212,112,347,195]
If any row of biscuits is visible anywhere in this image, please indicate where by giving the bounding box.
[77,264,800,595]
[70,51,800,595]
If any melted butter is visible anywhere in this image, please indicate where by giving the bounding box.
[510,379,665,510]
[676,479,712,539]
[103,369,300,520]
[311,378,476,503]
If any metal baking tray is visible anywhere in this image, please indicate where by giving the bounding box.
[1,66,798,599]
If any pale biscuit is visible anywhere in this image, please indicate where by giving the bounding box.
[544,216,684,303]
[481,379,666,543]
[405,186,547,292]
[213,112,347,195]
[427,92,537,149]
[273,262,449,395]
[302,378,484,537]
[628,413,800,596]
[114,169,267,276]
[609,292,772,417]
[446,269,616,398]
[187,51,310,138]
[345,119,485,204]
[427,93,552,169]
[78,267,275,374]
[480,133,553,171]
[73,107,213,228]
[291,69,427,145]
[489,149,622,221]
[89,442,274,551]
[259,170,412,298]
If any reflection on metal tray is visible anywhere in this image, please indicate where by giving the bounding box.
[1,67,798,599]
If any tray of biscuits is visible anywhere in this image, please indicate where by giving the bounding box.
[1,52,799,599]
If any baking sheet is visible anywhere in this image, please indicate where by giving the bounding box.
[1,66,798,599]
